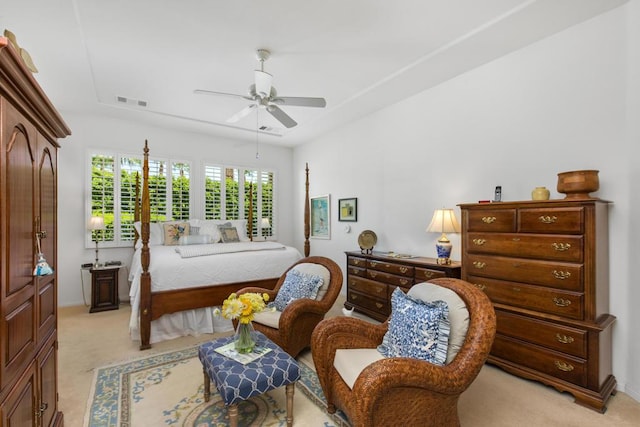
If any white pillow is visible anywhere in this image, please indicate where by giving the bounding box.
[133,221,164,246]
[178,234,213,245]
[198,219,251,242]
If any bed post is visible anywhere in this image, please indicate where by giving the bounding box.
[248,183,253,241]
[133,172,140,246]
[139,140,152,350]
[304,163,310,257]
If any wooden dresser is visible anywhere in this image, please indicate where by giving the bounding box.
[459,199,615,412]
[1,37,71,426]
[345,251,461,322]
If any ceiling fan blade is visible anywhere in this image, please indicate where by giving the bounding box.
[254,70,273,98]
[267,105,297,128]
[227,104,257,123]
[271,96,326,108]
[194,89,253,101]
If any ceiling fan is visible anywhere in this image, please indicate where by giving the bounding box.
[194,49,326,128]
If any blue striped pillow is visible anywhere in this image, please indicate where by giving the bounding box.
[377,287,450,365]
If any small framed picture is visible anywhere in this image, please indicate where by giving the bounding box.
[310,194,331,239]
[338,198,357,222]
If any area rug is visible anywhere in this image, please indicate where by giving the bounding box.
[84,346,350,426]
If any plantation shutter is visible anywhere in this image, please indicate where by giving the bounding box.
[91,154,115,243]
[204,165,223,220]
[171,162,190,220]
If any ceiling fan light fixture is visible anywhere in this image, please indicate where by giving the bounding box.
[254,70,272,98]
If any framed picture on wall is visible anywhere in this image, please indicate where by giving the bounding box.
[338,198,357,222]
[310,194,331,239]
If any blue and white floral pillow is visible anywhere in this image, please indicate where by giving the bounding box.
[377,287,450,365]
[270,268,324,311]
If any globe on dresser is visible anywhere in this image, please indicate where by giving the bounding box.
[557,170,599,199]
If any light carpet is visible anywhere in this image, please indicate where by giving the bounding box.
[84,346,350,427]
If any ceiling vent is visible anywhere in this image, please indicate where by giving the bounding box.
[116,95,148,107]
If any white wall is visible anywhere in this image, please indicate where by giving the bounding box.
[57,113,295,308]
[293,3,639,400]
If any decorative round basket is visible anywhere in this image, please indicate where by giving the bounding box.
[557,170,599,199]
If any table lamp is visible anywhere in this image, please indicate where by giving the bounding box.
[426,208,461,265]
[88,216,106,268]
[260,218,271,240]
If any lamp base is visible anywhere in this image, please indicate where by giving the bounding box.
[435,241,453,265]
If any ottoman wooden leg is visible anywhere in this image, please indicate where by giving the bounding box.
[203,368,210,402]
[228,403,238,427]
[285,382,295,427]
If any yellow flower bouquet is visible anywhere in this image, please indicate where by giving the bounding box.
[214,292,271,353]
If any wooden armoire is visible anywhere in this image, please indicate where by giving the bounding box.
[1,37,71,426]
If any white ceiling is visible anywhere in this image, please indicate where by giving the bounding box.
[1,0,628,147]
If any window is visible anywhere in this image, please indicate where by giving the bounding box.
[89,152,275,247]
[88,152,192,247]
[204,163,275,239]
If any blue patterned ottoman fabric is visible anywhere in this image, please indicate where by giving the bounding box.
[198,332,301,405]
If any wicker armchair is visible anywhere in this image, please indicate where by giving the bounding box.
[236,256,343,358]
[311,278,496,427]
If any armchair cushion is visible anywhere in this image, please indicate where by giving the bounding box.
[377,288,450,365]
[270,268,324,311]
[334,349,385,389]
[408,282,469,363]
[291,263,331,300]
[253,309,281,329]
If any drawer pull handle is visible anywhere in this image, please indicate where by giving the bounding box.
[539,215,557,224]
[375,303,383,309]
[552,243,571,252]
[376,288,383,294]
[370,272,378,278]
[474,283,486,291]
[400,279,408,285]
[552,270,571,280]
[370,261,378,267]
[399,266,408,273]
[553,297,571,307]
[352,295,358,300]
[481,216,496,224]
[512,287,521,292]
[554,360,574,372]
[472,238,486,246]
[473,261,486,269]
[354,260,361,265]
[556,334,575,344]
[422,271,435,279]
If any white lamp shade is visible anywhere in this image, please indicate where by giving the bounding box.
[426,209,461,235]
[260,218,271,228]
[88,216,106,231]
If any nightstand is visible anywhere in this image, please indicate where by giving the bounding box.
[89,265,121,313]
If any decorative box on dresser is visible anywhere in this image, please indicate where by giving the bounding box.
[459,199,615,412]
[344,251,461,322]
[1,37,71,426]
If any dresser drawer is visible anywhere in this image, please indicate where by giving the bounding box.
[519,207,584,234]
[466,209,516,232]
[367,270,413,287]
[347,289,390,316]
[466,233,583,262]
[415,267,447,282]
[468,275,584,319]
[348,276,387,299]
[348,256,367,268]
[492,335,587,387]
[367,260,414,277]
[347,265,366,277]
[465,254,583,291]
[496,310,587,358]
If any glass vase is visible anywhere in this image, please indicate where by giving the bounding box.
[234,322,256,354]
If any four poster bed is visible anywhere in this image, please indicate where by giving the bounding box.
[130,141,311,350]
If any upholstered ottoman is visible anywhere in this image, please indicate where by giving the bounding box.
[198,331,300,427]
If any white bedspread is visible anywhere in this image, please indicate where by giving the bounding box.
[175,241,286,258]
[128,242,302,344]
